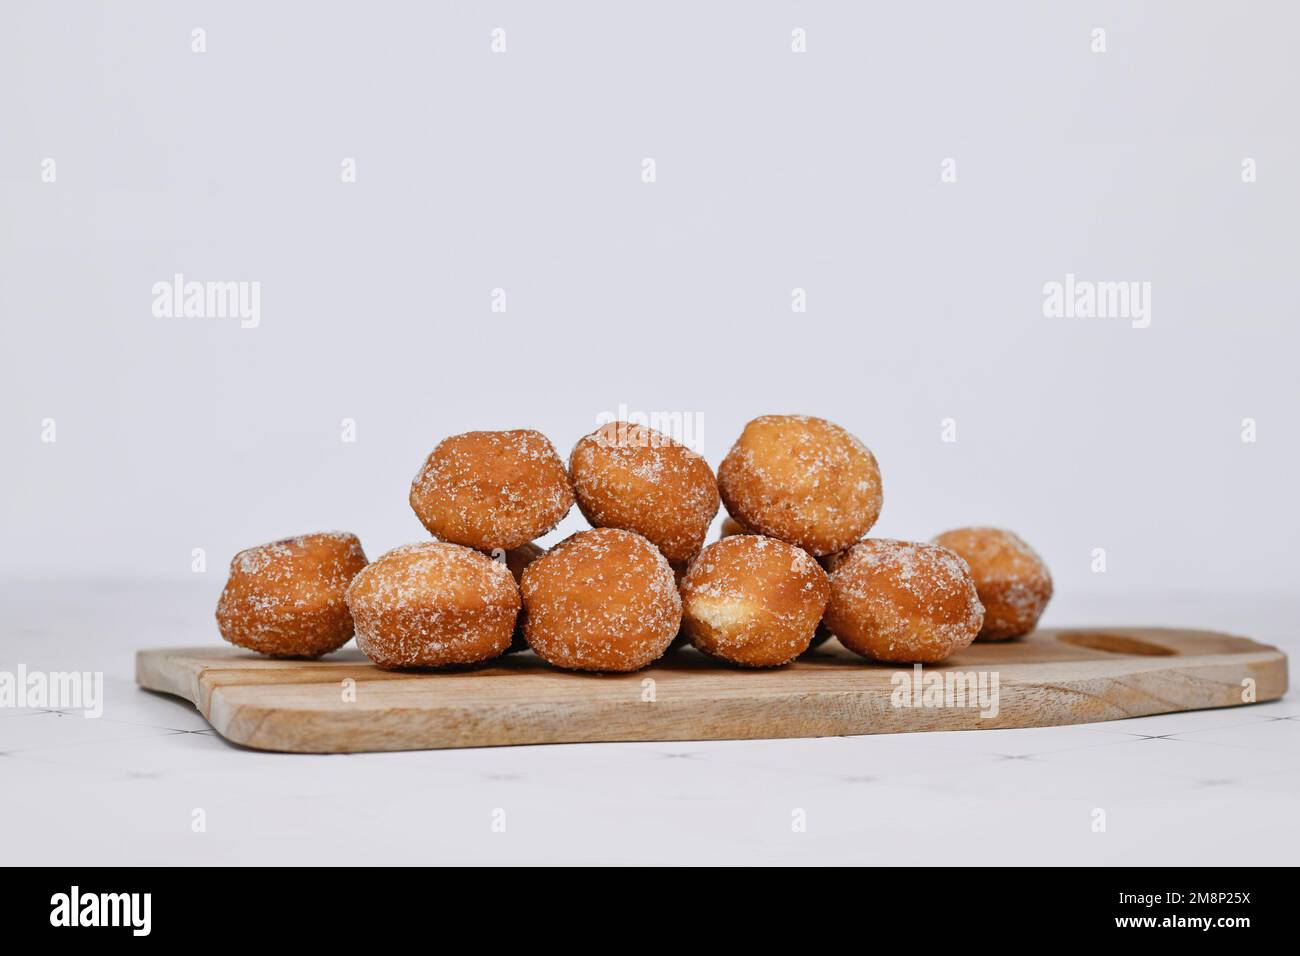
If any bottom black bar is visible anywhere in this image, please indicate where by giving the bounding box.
[3,866,1288,940]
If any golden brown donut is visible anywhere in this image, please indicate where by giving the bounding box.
[721,515,839,652]
[216,532,369,658]
[824,539,983,664]
[409,429,573,551]
[346,542,520,669]
[499,542,544,653]
[717,415,883,556]
[933,527,1052,641]
[681,535,830,667]
[569,422,720,563]
[520,527,681,672]
[724,514,834,658]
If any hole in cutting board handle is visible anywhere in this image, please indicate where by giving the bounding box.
[1055,630,1177,657]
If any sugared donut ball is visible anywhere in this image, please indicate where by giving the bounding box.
[569,422,720,563]
[933,527,1052,641]
[681,535,830,667]
[717,415,882,556]
[723,516,837,653]
[346,542,520,669]
[501,542,544,653]
[520,528,681,672]
[409,429,573,551]
[216,532,368,658]
[824,539,983,664]
[658,511,841,656]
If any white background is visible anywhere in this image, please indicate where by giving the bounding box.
[3,1,1297,600]
[2,0,1299,870]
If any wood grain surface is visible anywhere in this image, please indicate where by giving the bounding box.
[135,628,1288,753]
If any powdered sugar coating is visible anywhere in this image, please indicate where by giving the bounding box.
[346,541,520,669]
[933,527,1052,640]
[681,534,830,667]
[717,415,883,556]
[520,527,682,672]
[825,538,983,664]
[718,511,841,653]
[216,531,369,658]
[409,429,574,551]
[569,422,720,562]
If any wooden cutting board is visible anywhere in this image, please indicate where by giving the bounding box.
[135,628,1287,753]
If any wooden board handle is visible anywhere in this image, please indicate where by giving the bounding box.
[1055,630,1176,657]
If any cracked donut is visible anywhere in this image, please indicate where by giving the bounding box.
[409,429,573,551]
[569,421,720,562]
[216,531,368,658]
[723,513,833,654]
[681,535,830,667]
[824,539,983,664]
[346,541,520,669]
[520,527,681,672]
[933,527,1052,641]
[717,415,882,556]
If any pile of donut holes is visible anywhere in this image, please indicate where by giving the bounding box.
[216,415,1052,672]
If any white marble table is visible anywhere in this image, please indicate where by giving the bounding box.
[3,579,1295,866]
